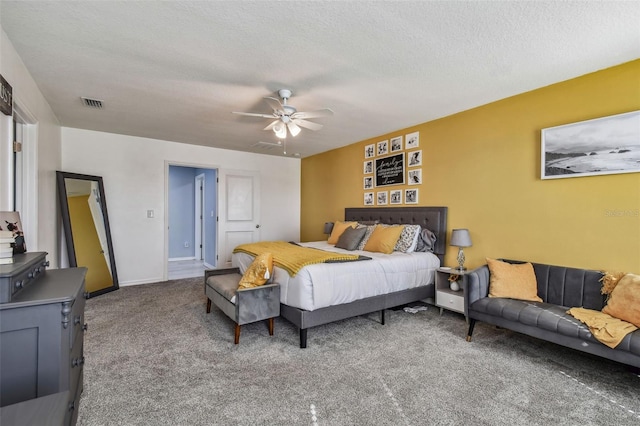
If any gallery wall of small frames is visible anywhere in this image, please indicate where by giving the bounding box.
[363,131,421,206]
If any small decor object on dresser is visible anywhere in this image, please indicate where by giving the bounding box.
[0,211,26,255]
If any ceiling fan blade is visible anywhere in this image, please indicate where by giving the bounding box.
[263,96,284,113]
[263,120,280,131]
[292,108,334,119]
[293,119,323,131]
[232,111,275,119]
[287,121,302,137]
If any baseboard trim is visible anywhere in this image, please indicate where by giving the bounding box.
[168,257,197,262]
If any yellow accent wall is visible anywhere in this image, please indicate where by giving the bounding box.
[67,195,113,293]
[301,60,640,273]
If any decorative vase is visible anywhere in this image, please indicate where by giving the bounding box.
[449,281,460,292]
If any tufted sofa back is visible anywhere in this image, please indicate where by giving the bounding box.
[503,260,606,309]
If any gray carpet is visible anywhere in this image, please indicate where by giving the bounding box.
[77,278,640,425]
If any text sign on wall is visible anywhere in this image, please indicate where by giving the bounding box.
[0,75,13,116]
[375,152,405,187]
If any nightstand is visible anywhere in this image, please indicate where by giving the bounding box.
[434,267,469,319]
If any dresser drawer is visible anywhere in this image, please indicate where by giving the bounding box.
[436,290,464,313]
[0,252,48,303]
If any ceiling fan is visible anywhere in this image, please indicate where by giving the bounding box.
[233,89,333,139]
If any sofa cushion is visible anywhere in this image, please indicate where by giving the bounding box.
[487,258,542,302]
[602,273,640,328]
[470,297,640,356]
[207,273,242,303]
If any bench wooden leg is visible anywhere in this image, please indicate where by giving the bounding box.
[206,298,211,313]
[234,324,241,344]
[268,318,275,336]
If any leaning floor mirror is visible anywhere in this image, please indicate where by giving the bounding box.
[56,171,119,297]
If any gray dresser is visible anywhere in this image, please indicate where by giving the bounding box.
[0,253,87,426]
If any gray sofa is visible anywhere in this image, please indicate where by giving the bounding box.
[465,260,640,368]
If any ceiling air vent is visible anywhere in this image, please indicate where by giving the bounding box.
[252,141,283,151]
[81,97,104,109]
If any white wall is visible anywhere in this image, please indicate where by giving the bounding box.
[1,28,62,266]
[62,127,301,285]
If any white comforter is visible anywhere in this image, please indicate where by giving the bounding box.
[232,241,440,311]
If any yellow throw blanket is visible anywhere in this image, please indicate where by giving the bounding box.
[233,241,360,277]
[567,307,638,348]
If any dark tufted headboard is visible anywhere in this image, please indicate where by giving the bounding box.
[344,207,448,264]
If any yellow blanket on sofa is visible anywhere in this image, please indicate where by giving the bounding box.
[567,307,638,348]
[233,241,360,277]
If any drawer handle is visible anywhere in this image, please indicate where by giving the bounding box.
[42,260,50,267]
[14,280,23,289]
[28,272,34,278]
[74,315,82,325]
[72,357,85,367]
[82,323,88,332]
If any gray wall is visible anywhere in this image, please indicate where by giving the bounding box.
[168,166,196,259]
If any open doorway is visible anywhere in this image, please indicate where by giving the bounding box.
[167,165,217,280]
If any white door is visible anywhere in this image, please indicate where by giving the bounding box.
[217,169,261,268]
[87,182,112,275]
[194,174,205,260]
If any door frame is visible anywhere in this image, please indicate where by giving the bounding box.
[194,173,205,261]
[164,161,218,281]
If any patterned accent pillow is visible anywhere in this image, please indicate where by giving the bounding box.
[356,225,377,251]
[394,224,421,252]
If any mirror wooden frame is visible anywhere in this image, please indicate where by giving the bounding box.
[56,171,119,297]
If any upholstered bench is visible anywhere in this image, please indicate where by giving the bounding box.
[205,268,280,344]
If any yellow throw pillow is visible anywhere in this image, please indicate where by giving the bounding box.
[238,253,274,289]
[602,273,640,328]
[487,258,542,302]
[328,221,358,245]
[363,225,404,254]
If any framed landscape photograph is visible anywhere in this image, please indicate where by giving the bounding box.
[406,131,419,149]
[377,191,388,205]
[390,190,402,205]
[390,136,403,152]
[541,110,640,179]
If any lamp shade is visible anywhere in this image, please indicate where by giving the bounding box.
[450,229,472,247]
[323,222,334,235]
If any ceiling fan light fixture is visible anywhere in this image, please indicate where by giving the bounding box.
[287,122,301,137]
[273,122,287,139]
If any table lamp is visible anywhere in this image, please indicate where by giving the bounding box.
[450,228,472,271]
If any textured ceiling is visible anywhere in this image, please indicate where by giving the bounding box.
[1,1,639,158]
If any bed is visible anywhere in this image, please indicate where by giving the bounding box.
[232,206,448,347]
